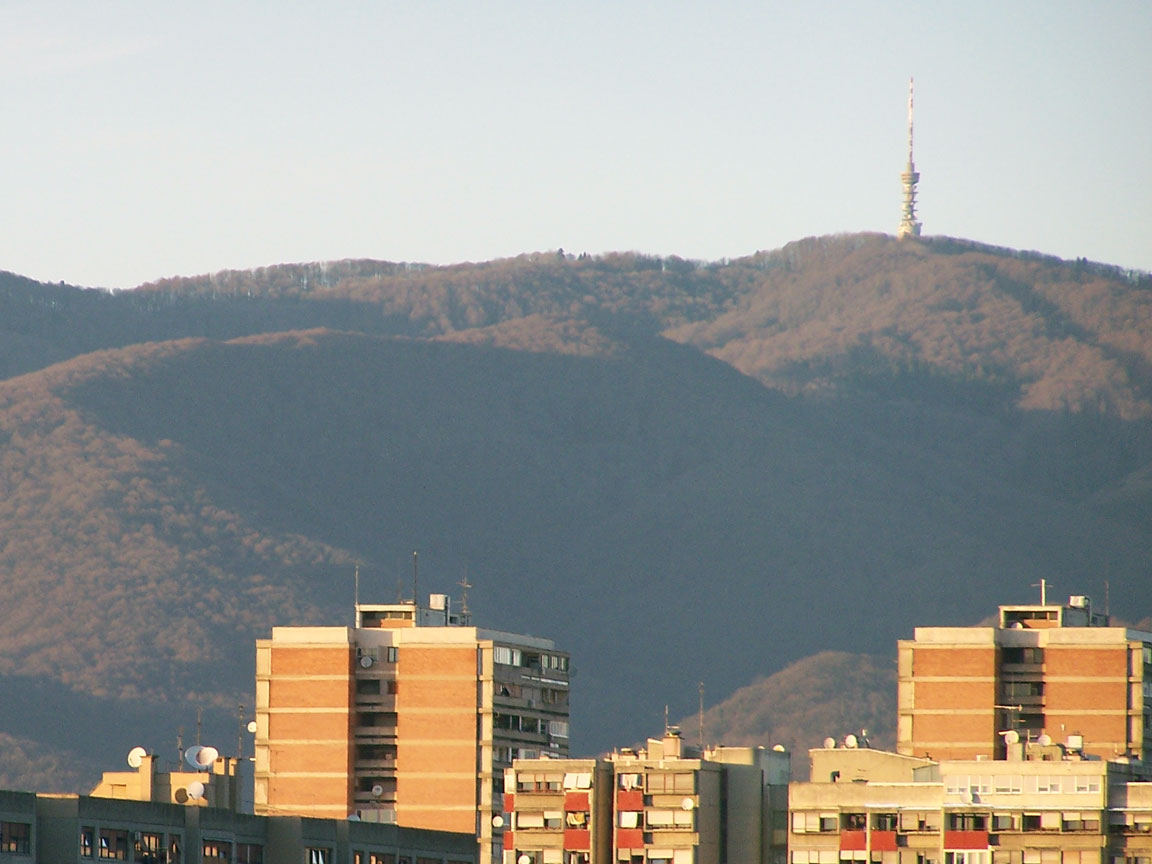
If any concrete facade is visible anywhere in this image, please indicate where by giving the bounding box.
[1,787,476,864]
[789,744,1152,864]
[502,730,791,864]
[255,596,570,864]
[897,595,1152,763]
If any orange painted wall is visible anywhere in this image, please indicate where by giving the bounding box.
[268,712,352,741]
[913,712,994,743]
[1045,647,1127,677]
[913,680,996,709]
[1046,680,1128,710]
[269,743,350,772]
[270,646,353,676]
[913,647,996,677]
[270,678,352,708]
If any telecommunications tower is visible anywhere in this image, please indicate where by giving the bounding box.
[897,77,922,239]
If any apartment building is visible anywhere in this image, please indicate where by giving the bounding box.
[501,729,791,864]
[1,786,476,864]
[255,594,570,864]
[789,739,1152,864]
[897,594,1152,762]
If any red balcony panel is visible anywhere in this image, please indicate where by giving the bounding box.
[564,829,591,851]
[943,831,989,850]
[504,793,514,813]
[616,828,644,849]
[871,831,898,851]
[617,789,644,810]
[503,831,514,850]
[565,791,590,811]
[840,831,867,851]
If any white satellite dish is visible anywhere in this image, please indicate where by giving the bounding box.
[845,734,859,749]
[519,856,531,864]
[247,720,258,734]
[491,815,505,828]
[371,784,385,797]
[1036,734,1052,746]
[680,797,695,811]
[188,745,219,770]
[1004,730,1020,745]
[127,746,148,769]
[348,814,361,822]
[823,737,836,749]
[772,744,786,752]
[360,655,375,668]
[187,781,206,800]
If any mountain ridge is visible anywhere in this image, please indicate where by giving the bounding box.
[1,233,1150,790]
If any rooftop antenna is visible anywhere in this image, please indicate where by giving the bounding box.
[353,564,360,627]
[1105,579,1110,616]
[236,704,245,761]
[458,568,472,616]
[196,707,203,746]
[1031,578,1051,605]
[698,682,705,750]
[412,550,419,619]
[897,76,922,239]
[177,728,184,767]
[664,704,670,734]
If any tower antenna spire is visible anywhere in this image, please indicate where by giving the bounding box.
[897,76,922,239]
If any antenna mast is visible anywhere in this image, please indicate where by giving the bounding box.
[897,77,922,239]
[698,682,705,750]
[412,550,419,622]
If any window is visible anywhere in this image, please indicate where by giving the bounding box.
[618,773,642,790]
[0,822,30,854]
[136,832,163,863]
[991,813,1018,831]
[842,813,866,830]
[873,813,898,831]
[386,646,398,663]
[645,773,694,793]
[944,854,989,864]
[169,835,182,864]
[946,813,987,831]
[565,854,590,864]
[543,811,563,829]
[307,849,331,864]
[81,827,94,858]
[994,775,1022,793]
[1073,776,1100,793]
[1036,776,1062,794]
[494,646,522,666]
[1002,647,1043,664]
[549,720,570,738]
[202,840,233,860]
[98,829,129,860]
[370,855,396,864]
[357,678,380,695]
[237,843,263,864]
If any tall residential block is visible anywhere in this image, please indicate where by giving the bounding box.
[897,593,1152,762]
[255,594,570,864]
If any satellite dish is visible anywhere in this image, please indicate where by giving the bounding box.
[127,746,148,769]
[371,784,385,797]
[187,781,206,800]
[492,815,505,828]
[247,721,258,734]
[360,655,375,668]
[1004,730,1020,745]
[772,744,786,752]
[681,797,695,811]
[1037,734,1052,746]
[845,734,859,749]
[519,856,531,864]
[192,746,218,769]
[823,737,836,749]
[174,787,189,804]
[184,746,204,769]
[348,814,361,822]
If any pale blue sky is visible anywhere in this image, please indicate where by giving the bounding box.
[1,2,1148,289]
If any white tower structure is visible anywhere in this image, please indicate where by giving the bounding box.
[897,77,922,239]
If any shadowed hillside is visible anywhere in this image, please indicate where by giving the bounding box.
[1,234,1150,790]
[676,651,896,780]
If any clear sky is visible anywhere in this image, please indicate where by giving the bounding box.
[1,1,1148,289]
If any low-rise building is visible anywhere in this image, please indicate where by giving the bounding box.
[789,738,1152,864]
[1,785,477,864]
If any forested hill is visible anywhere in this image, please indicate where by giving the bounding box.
[1,233,1150,791]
